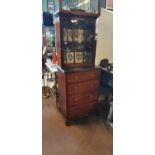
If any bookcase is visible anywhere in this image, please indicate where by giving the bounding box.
[54,0,101,125]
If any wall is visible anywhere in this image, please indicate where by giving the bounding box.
[95,8,113,65]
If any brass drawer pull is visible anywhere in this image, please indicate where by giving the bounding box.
[90,84,94,88]
[74,76,78,80]
[74,86,78,90]
[90,74,94,78]
[89,95,93,99]
[74,98,78,102]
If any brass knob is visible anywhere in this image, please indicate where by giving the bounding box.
[90,74,94,78]
[90,84,94,88]
[74,86,78,90]
[74,98,78,102]
[74,76,78,80]
[89,95,93,98]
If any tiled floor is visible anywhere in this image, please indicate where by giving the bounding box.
[42,97,113,155]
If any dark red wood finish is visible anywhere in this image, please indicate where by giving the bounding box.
[57,67,101,124]
[54,0,101,125]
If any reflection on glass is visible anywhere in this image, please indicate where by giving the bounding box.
[62,0,98,13]
[83,52,92,64]
[66,52,74,64]
[75,52,83,63]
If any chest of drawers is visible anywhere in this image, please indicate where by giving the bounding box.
[57,67,101,125]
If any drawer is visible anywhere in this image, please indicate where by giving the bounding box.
[68,104,92,112]
[67,106,92,119]
[68,100,97,112]
[68,80,99,95]
[68,91,98,106]
[67,70,100,84]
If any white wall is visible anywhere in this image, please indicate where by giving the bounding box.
[95,8,113,65]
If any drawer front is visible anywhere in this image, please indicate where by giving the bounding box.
[67,106,92,119]
[68,101,97,112]
[67,70,100,84]
[67,100,98,119]
[68,80,99,95]
[68,91,98,106]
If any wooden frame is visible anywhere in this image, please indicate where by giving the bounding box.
[54,0,101,17]
[59,15,96,69]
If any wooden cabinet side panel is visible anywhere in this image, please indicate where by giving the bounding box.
[57,70,67,116]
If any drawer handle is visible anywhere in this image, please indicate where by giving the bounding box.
[90,84,94,88]
[74,76,78,80]
[90,74,94,78]
[74,98,78,102]
[74,86,78,90]
[89,95,93,99]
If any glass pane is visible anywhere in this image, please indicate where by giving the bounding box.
[54,0,59,13]
[63,17,95,64]
[62,0,98,14]
[66,52,74,64]
[84,52,93,64]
